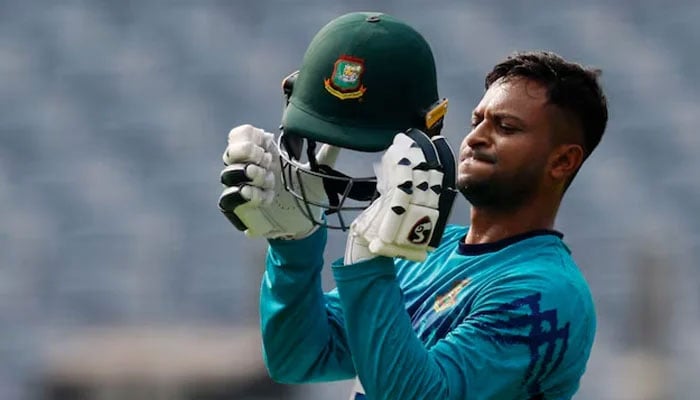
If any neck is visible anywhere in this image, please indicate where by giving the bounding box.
[465,194,560,244]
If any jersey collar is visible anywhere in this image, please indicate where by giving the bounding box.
[456,229,563,256]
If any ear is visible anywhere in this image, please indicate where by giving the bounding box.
[548,144,584,182]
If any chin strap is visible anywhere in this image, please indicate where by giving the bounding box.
[305,139,377,215]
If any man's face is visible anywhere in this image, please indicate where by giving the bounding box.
[458,77,557,210]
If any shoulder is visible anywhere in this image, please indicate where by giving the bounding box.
[474,247,596,337]
[467,234,593,312]
[471,254,596,347]
[486,241,591,301]
[489,233,586,288]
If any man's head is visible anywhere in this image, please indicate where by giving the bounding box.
[458,51,608,211]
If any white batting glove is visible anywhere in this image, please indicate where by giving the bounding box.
[345,129,457,263]
[218,124,338,240]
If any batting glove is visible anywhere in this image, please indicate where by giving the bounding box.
[218,124,339,239]
[345,129,457,263]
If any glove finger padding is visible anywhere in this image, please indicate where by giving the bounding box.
[220,163,274,189]
[349,129,452,262]
[223,125,276,168]
[219,187,275,237]
[219,124,342,239]
[218,171,275,235]
[219,124,282,236]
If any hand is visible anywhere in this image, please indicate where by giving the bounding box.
[345,129,457,263]
[218,124,339,239]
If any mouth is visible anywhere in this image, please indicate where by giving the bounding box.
[460,150,497,164]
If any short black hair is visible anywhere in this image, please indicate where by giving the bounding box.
[485,51,608,159]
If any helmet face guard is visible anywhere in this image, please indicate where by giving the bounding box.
[277,132,378,231]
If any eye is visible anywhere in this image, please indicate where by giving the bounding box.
[470,117,482,129]
[498,123,519,133]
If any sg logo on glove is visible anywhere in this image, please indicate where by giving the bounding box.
[408,216,433,245]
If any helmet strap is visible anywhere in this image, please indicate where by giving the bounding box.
[306,139,320,170]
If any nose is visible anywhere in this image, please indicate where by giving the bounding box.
[464,121,491,151]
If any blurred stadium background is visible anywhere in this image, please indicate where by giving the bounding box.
[1,0,698,399]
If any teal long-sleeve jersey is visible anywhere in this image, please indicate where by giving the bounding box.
[260,225,596,400]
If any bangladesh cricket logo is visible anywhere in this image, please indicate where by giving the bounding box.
[433,279,471,313]
[324,55,367,100]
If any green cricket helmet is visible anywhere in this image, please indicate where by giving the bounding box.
[278,11,448,230]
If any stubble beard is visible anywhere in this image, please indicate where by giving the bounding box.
[458,165,544,212]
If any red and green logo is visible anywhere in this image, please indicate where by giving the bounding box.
[433,279,470,313]
[324,55,367,100]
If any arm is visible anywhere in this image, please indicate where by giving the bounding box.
[260,227,356,383]
[332,257,592,400]
[217,125,354,381]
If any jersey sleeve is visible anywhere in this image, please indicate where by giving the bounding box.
[260,227,356,383]
[332,256,593,400]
